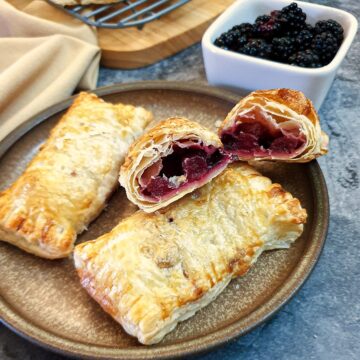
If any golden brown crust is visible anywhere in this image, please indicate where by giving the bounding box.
[120,117,227,212]
[252,89,318,124]
[219,88,328,162]
[0,92,152,259]
[74,163,307,344]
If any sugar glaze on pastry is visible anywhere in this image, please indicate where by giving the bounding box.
[0,92,152,259]
[120,117,230,213]
[74,163,307,344]
[219,89,328,162]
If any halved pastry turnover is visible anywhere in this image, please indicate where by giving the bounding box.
[74,163,307,345]
[120,117,231,212]
[0,92,152,259]
[219,89,328,162]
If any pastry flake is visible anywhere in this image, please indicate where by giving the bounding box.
[0,92,152,259]
[120,117,231,213]
[219,89,328,162]
[74,163,307,344]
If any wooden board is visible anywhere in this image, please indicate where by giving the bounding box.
[98,0,235,68]
[10,0,234,69]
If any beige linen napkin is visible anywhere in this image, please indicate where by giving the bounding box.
[0,0,101,142]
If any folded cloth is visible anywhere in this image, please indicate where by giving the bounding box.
[0,0,101,143]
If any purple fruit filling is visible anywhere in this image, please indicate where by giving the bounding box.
[221,108,306,159]
[139,143,229,200]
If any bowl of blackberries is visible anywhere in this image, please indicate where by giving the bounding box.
[214,2,344,68]
[202,0,357,108]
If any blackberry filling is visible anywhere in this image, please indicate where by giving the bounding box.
[221,107,306,158]
[140,144,228,199]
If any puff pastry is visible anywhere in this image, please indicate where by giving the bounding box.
[0,92,152,259]
[120,117,230,212]
[51,0,118,6]
[219,89,328,162]
[74,163,307,344]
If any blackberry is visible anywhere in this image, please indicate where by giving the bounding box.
[272,37,296,62]
[284,25,312,41]
[214,31,239,50]
[214,36,226,49]
[311,32,340,65]
[214,23,254,51]
[230,22,254,36]
[270,10,281,19]
[295,29,314,50]
[283,29,300,39]
[315,19,344,44]
[278,24,310,43]
[304,23,315,33]
[239,39,272,59]
[214,32,233,49]
[289,49,322,68]
[232,32,249,49]
[278,2,307,31]
[254,16,282,39]
[255,15,271,24]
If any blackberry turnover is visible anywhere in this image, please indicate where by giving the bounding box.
[218,89,328,162]
[214,2,344,68]
[120,118,230,212]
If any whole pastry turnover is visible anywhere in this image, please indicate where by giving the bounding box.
[219,89,328,162]
[0,92,152,259]
[74,163,307,345]
[120,117,231,212]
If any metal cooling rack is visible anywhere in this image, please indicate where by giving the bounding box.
[47,0,191,29]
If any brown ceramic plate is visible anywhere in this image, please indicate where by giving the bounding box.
[0,81,329,359]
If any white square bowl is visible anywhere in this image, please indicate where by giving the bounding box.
[202,0,358,109]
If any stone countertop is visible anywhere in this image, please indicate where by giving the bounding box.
[1,0,359,359]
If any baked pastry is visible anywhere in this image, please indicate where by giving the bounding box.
[0,92,152,259]
[74,163,307,344]
[219,89,328,162]
[120,117,230,212]
[51,0,118,6]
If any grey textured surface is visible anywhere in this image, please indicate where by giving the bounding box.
[1,0,359,359]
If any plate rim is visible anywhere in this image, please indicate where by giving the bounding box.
[0,81,329,360]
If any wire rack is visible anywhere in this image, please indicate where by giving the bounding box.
[47,0,191,29]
